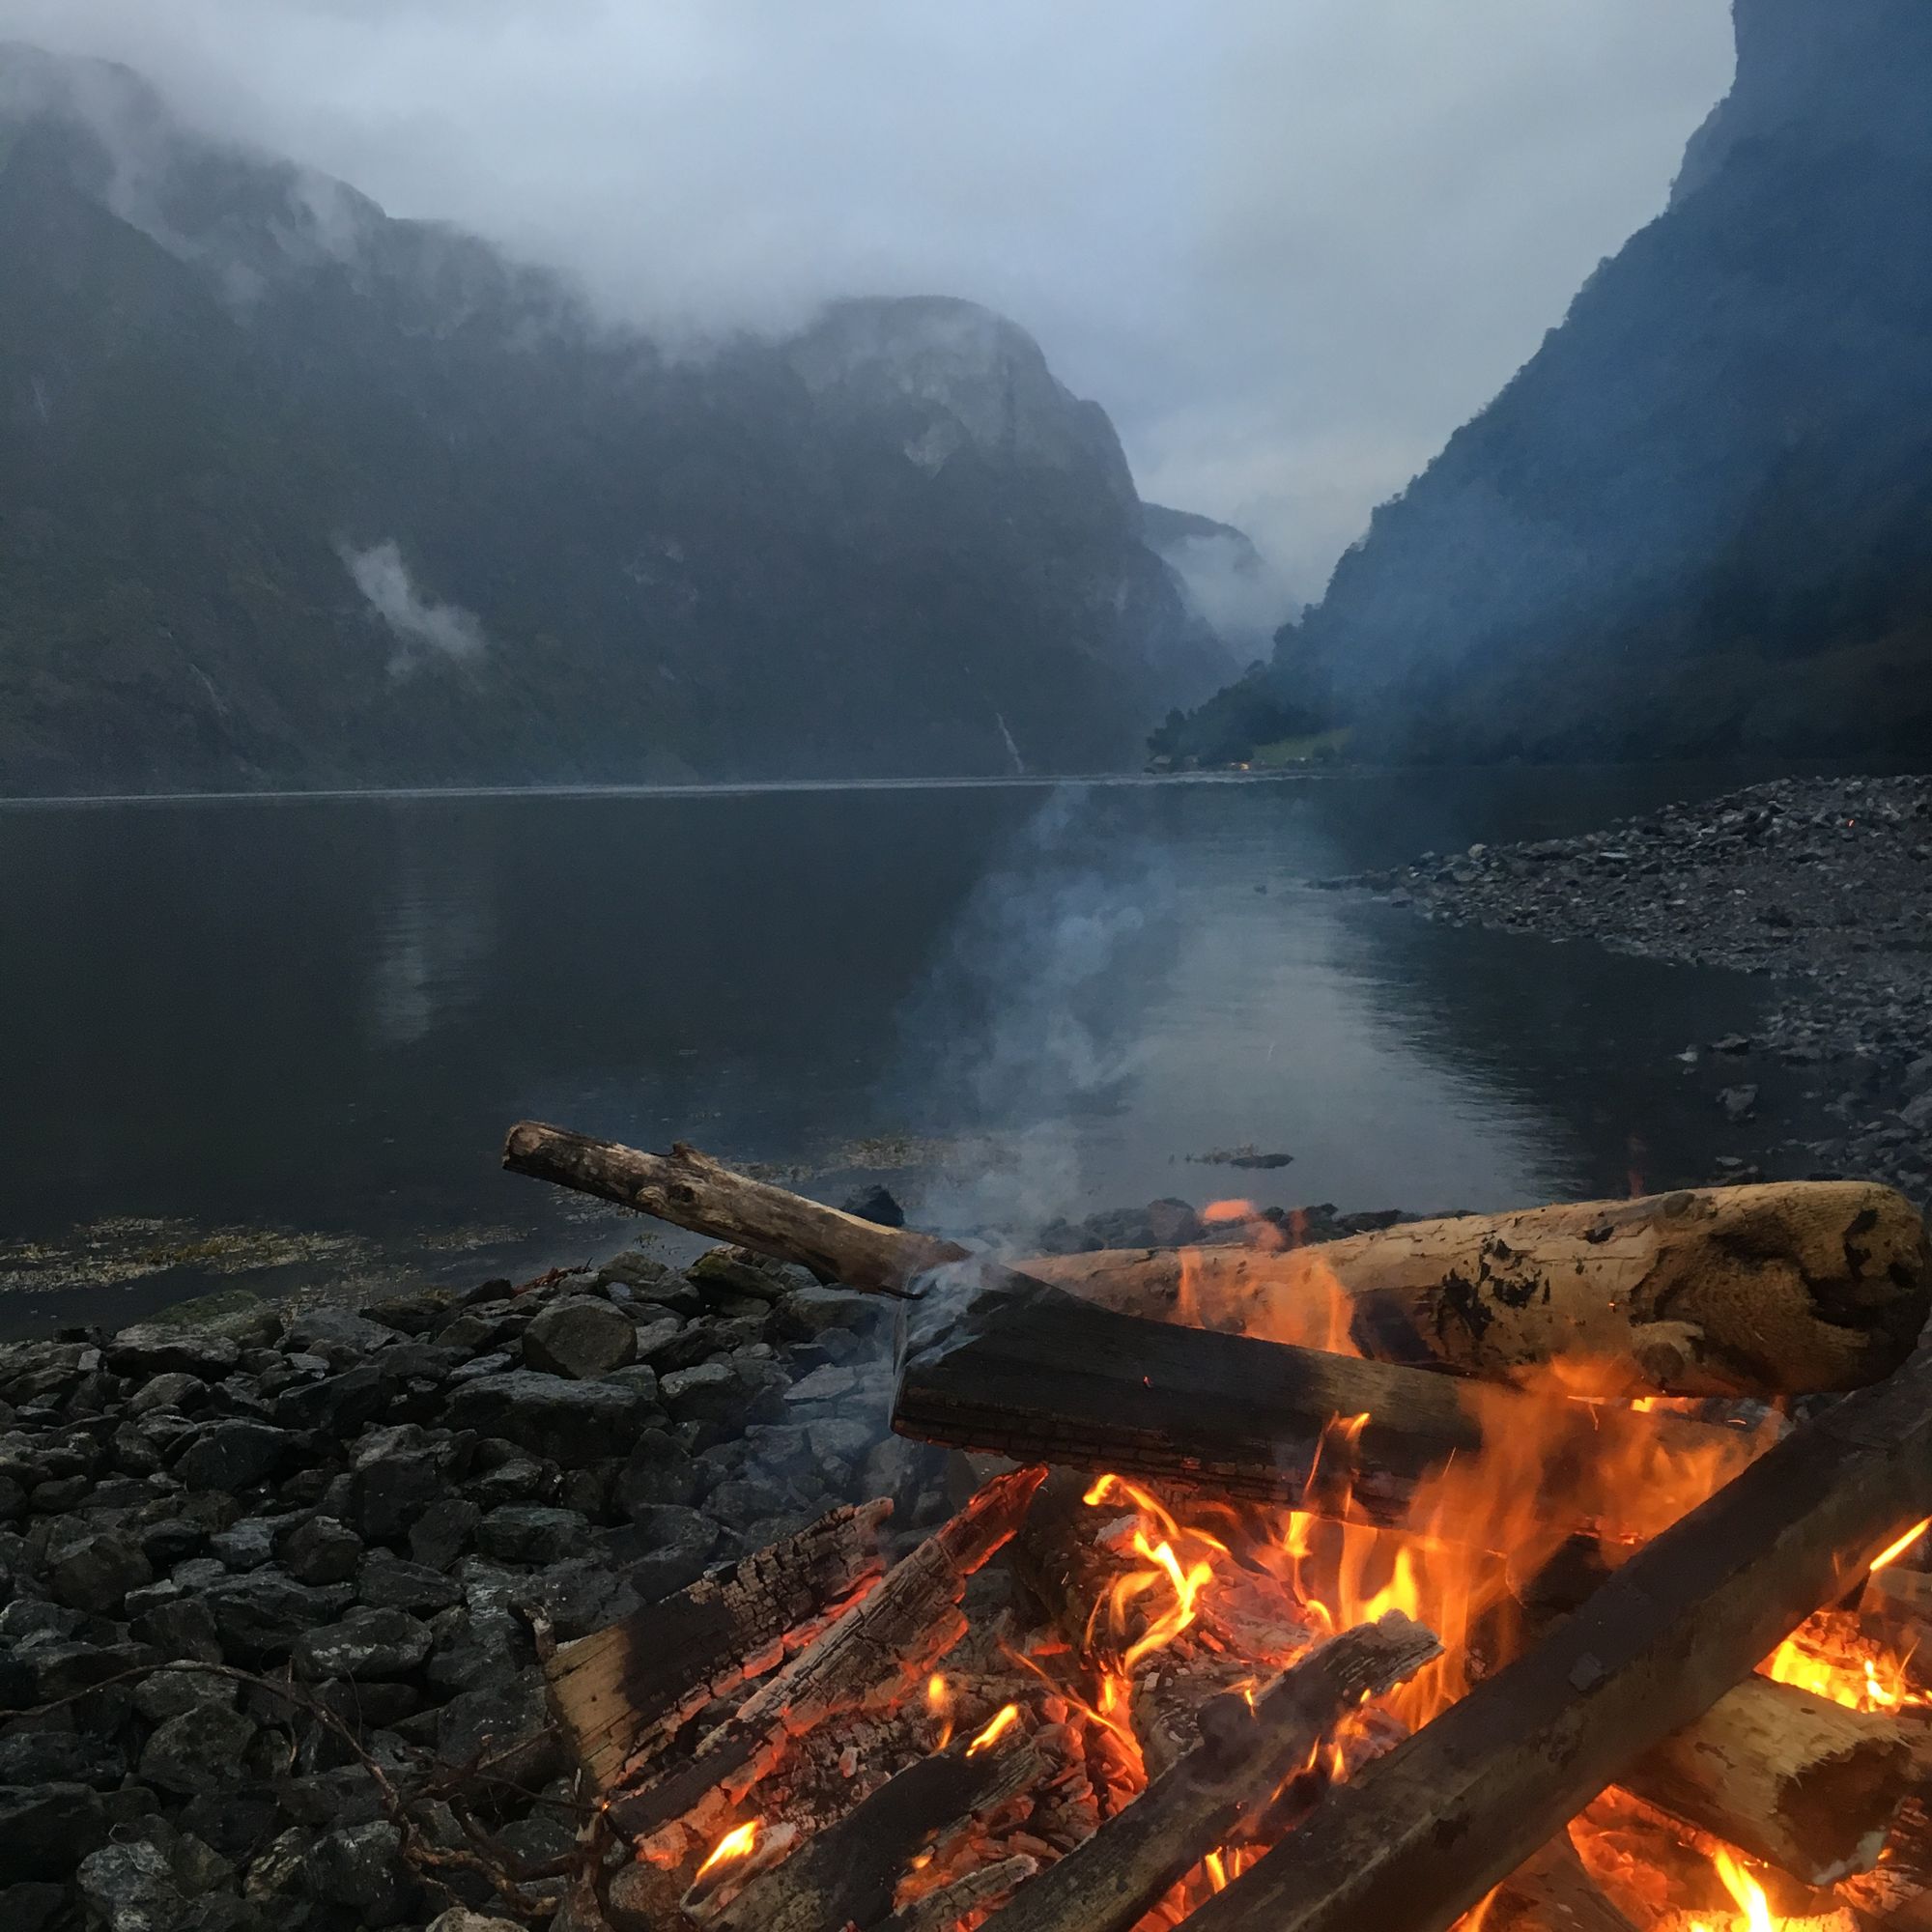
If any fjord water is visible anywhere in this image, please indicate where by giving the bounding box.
[0,770,1823,1335]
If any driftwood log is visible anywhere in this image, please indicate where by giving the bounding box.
[1174,1339,1932,1932]
[976,1612,1440,1932]
[545,1499,890,1789]
[502,1124,1929,1396]
[892,1258,1749,1534]
[607,1466,1043,1844]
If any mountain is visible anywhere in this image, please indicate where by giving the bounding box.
[1160,0,1932,766]
[0,44,1236,794]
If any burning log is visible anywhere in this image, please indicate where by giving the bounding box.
[878,1856,1039,1932]
[545,1500,891,1790]
[605,1466,1043,1845]
[1487,1834,1638,1932]
[1623,1674,1910,1887]
[974,1612,1440,1932]
[1511,1541,1917,1887]
[1025,1183,1930,1398]
[892,1258,1747,1532]
[705,1723,1044,1932]
[502,1124,1930,1397]
[1173,1340,1932,1932]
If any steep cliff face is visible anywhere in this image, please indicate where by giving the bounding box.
[1177,0,1932,765]
[0,45,1232,793]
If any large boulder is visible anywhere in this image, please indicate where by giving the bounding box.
[139,1702,260,1797]
[520,1296,637,1380]
[175,1423,294,1493]
[203,1572,355,1665]
[446,1372,645,1466]
[105,1325,239,1380]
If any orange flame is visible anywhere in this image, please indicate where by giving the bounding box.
[926,1671,954,1749]
[1870,1517,1930,1573]
[695,1821,758,1882]
[966,1704,1020,1755]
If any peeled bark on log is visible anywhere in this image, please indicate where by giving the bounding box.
[606,1466,1043,1843]
[976,1613,1440,1932]
[1623,1674,1910,1886]
[1174,1341,1932,1932]
[502,1125,1929,1398]
[894,1258,1750,1532]
[1024,1182,1929,1399]
[545,1500,890,1790]
[711,1728,1044,1932]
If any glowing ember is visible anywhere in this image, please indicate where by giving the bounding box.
[965,1704,1020,1755]
[695,1820,758,1882]
[927,1671,954,1749]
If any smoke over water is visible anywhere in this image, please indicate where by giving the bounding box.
[884,787,1182,1240]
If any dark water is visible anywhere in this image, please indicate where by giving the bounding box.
[0,768,1838,1336]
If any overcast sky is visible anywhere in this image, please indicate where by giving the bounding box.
[3,0,1737,599]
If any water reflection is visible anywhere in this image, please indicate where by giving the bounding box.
[0,767,1835,1330]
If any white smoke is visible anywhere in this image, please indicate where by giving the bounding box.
[1157,531,1299,653]
[339,539,488,676]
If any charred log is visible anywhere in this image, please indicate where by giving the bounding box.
[606,1467,1043,1845]
[545,1500,890,1790]
[893,1259,1747,1533]
[1175,1341,1932,1932]
[975,1613,1439,1932]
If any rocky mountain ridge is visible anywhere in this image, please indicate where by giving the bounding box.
[1162,0,1932,766]
[0,43,1236,793]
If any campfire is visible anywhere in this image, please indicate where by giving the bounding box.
[507,1123,1932,1932]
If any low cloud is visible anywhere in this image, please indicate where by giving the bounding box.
[339,540,487,675]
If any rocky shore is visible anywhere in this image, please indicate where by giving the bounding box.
[1344,774,1932,1200]
[0,1239,953,1932]
[0,1179,1406,1932]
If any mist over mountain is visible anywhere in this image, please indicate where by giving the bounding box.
[0,43,1236,793]
[1161,0,1932,767]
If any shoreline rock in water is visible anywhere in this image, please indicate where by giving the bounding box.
[1341,774,1932,1201]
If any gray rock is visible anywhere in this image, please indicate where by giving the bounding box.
[688,1247,793,1301]
[139,1702,259,1796]
[304,1820,412,1924]
[446,1371,643,1466]
[133,1666,238,1724]
[126,1373,209,1417]
[0,1782,109,1879]
[292,1605,433,1681]
[437,1672,557,1788]
[209,1518,280,1572]
[619,1430,700,1511]
[628,1316,688,1365]
[204,1571,355,1664]
[1901,1090,1932,1131]
[407,1499,481,1572]
[784,1364,859,1406]
[427,1911,527,1932]
[278,1515,364,1586]
[356,1551,462,1612]
[659,1358,740,1424]
[521,1296,637,1380]
[175,1423,293,1493]
[1717,1083,1760,1123]
[106,1327,240,1380]
[627,1503,718,1601]
[600,1362,662,1407]
[475,1504,590,1566]
[46,1527,153,1614]
[0,1731,123,1786]
[281,1306,395,1364]
[76,1834,188,1932]
[271,1363,389,1435]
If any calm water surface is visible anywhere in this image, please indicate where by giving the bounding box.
[0,768,1837,1334]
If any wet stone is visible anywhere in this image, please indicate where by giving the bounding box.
[521,1295,638,1380]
